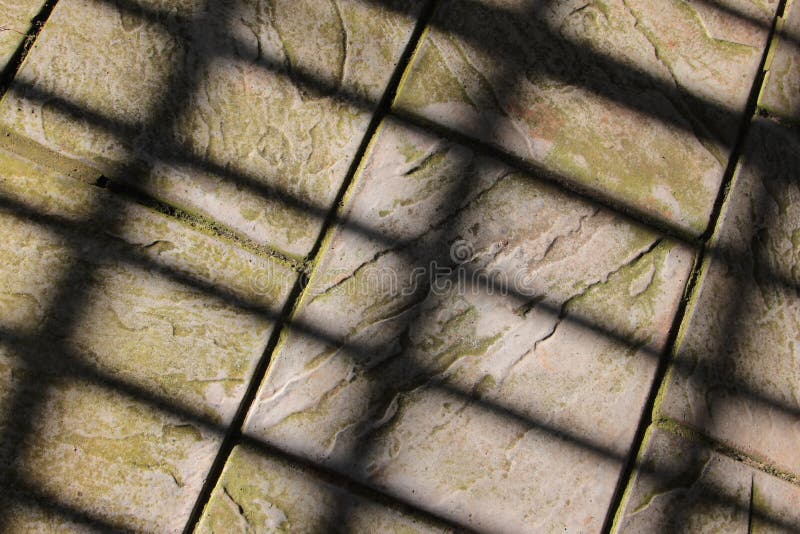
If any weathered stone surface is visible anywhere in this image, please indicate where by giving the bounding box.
[242,118,693,532]
[197,444,452,532]
[0,148,296,531]
[657,117,800,477]
[760,0,800,122]
[0,0,423,259]
[394,0,778,235]
[614,426,800,533]
[0,0,43,73]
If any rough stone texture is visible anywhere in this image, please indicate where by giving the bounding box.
[241,118,694,532]
[760,0,800,122]
[615,426,800,533]
[0,147,296,531]
[394,0,779,235]
[657,117,800,477]
[197,444,452,532]
[0,0,43,73]
[0,0,423,259]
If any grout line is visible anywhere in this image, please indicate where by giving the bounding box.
[748,473,755,534]
[0,0,59,98]
[8,0,746,266]
[300,3,439,267]
[600,1,789,532]
[5,0,790,528]
[180,1,441,531]
[653,417,800,487]
[95,176,305,272]
[4,0,793,280]
[0,127,306,270]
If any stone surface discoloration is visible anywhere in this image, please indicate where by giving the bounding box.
[760,0,800,123]
[394,0,779,235]
[0,148,296,531]
[0,0,44,73]
[0,0,796,530]
[0,0,423,259]
[657,117,800,478]
[242,119,693,532]
[615,426,800,533]
[197,444,453,533]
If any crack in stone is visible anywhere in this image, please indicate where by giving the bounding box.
[538,208,599,262]
[565,236,663,302]
[323,416,362,457]
[448,31,537,159]
[501,236,663,382]
[683,0,761,49]
[620,0,725,165]
[330,0,348,91]
[432,36,482,111]
[345,299,425,364]
[366,389,474,479]
[449,34,504,112]
[402,144,447,176]
[628,451,712,516]
[222,485,250,526]
[310,168,511,300]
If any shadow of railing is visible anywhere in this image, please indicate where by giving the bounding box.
[0,0,796,532]
[15,0,781,244]
[0,167,798,531]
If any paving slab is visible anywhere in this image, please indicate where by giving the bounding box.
[394,0,779,235]
[0,148,296,531]
[196,444,453,532]
[614,426,800,533]
[0,0,423,260]
[240,118,694,532]
[656,117,800,477]
[0,0,44,73]
[760,0,800,123]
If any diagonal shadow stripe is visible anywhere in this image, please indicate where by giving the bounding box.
[84,0,787,241]
[0,0,795,531]
[1,185,798,485]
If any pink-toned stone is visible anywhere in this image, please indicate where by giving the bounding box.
[242,118,693,532]
[615,426,800,533]
[0,0,424,259]
[760,0,800,122]
[0,147,295,532]
[395,0,779,235]
[657,117,800,477]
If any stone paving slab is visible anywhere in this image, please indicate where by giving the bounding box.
[0,0,423,260]
[0,148,296,531]
[614,426,800,533]
[197,444,452,532]
[394,0,779,235]
[237,118,694,532]
[656,116,800,478]
[760,0,800,123]
[0,0,44,73]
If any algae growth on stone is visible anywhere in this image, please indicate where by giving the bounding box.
[197,444,453,532]
[760,0,800,123]
[0,0,425,259]
[394,0,779,236]
[0,0,46,73]
[614,426,800,532]
[240,118,693,532]
[0,147,296,531]
[657,116,800,478]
